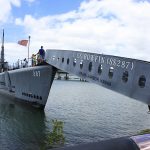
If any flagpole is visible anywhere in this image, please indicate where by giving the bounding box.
[28,35,30,64]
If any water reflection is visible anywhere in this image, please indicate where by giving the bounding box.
[0,95,48,150]
[1,80,150,149]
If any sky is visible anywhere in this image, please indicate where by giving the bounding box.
[0,0,150,64]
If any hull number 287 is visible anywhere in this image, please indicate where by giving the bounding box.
[33,70,40,77]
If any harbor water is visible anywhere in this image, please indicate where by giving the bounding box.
[0,80,150,149]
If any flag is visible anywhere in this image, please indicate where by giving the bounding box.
[18,40,28,46]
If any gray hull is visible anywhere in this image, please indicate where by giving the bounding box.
[0,65,56,108]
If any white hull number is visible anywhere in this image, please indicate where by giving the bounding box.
[33,70,40,77]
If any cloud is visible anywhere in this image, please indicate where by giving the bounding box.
[5,0,150,63]
[0,0,12,23]
[0,0,21,24]
[0,0,35,24]
[4,42,29,66]
[10,0,21,7]
[25,0,35,2]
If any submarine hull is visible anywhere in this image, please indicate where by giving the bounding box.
[0,65,56,108]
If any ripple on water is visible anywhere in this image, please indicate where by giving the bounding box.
[0,80,150,149]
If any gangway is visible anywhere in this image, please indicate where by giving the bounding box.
[45,49,150,110]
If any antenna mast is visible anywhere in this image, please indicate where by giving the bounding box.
[1,29,4,67]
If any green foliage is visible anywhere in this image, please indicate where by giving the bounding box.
[46,119,65,149]
[138,129,150,135]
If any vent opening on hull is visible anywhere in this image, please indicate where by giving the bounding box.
[139,75,146,88]
[22,92,42,100]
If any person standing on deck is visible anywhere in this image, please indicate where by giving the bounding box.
[32,54,36,66]
[37,46,45,64]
